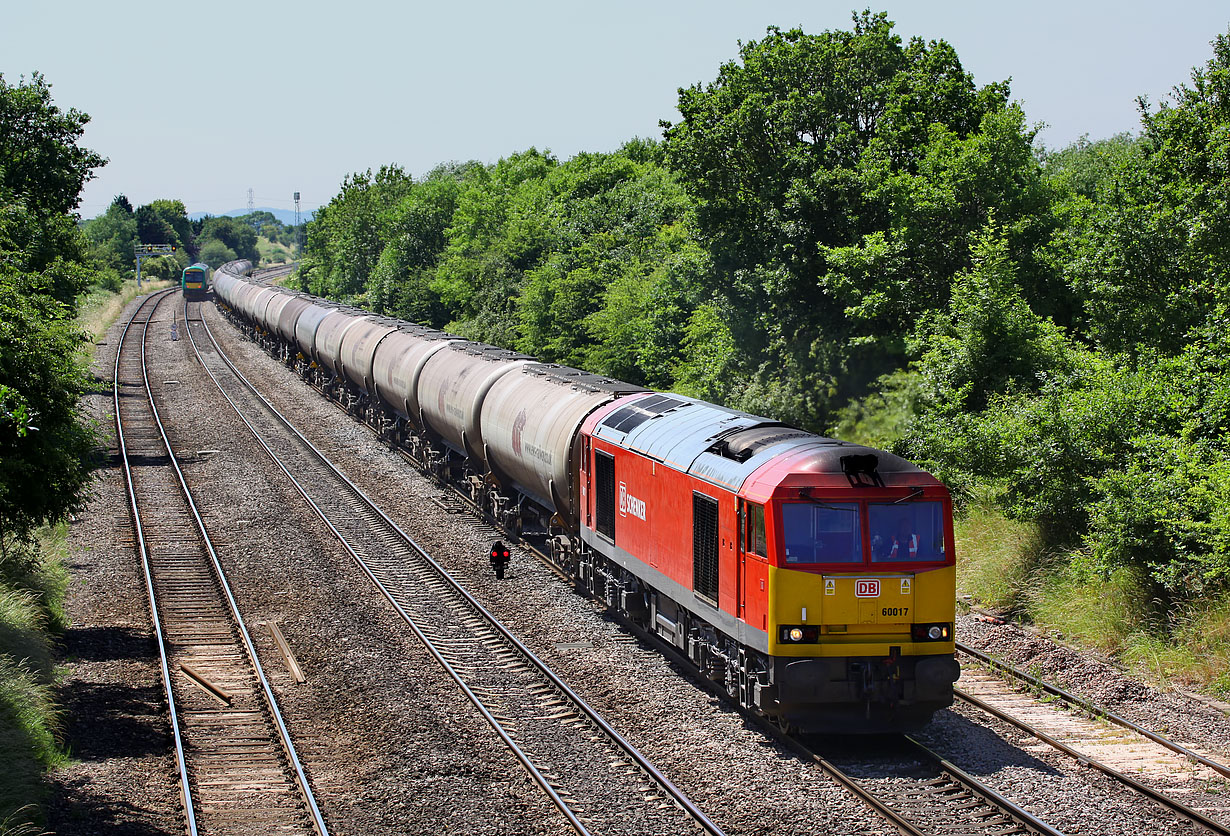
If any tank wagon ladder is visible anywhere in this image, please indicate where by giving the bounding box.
[185,301,729,836]
[113,291,329,836]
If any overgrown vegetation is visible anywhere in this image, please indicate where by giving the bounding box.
[1,71,106,832]
[299,15,1230,692]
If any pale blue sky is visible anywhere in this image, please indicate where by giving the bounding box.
[4,1,1227,218]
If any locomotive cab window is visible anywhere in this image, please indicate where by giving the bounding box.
[869,501,947,563]
[781,502,861,564]
[743,502,767,557]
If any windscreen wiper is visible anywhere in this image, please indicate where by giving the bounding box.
[893,487,925,504]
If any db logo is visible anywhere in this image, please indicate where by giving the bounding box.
[855,579,880,598]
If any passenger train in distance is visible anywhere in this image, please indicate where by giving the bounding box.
[181,262,211,301]
[210,260,960,733]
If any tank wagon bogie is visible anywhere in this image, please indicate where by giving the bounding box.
[211,262,960,733]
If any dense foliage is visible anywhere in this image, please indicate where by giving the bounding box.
[0,72,103,828]
[300,17,1230,614]
[902,31,1230,603]
[0,74,100,542]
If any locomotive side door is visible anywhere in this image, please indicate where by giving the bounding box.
[736,499,748,620]
[580,436,591,529]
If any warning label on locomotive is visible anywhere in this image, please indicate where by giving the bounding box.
[855,579,880,597]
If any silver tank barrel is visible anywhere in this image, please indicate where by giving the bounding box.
[417,343,534,464]
[481,364,645,527]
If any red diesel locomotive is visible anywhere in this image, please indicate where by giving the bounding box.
[570,392,960,732]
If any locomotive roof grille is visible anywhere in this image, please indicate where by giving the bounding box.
[601,394,687,433]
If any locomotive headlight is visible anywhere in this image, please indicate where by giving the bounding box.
[911,622,952,641]
[788,627,804,642]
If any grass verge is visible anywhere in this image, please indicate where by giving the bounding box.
[0,281,140,832]
[76,277,173,345]
[0,538,67,832]
[956,502,1230,697]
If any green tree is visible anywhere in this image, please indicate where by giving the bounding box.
[198,215,259,264]
[1047,30,1230,353]
[0,267,95,547]
[83,195,137,272]
[662,14,1049,428]
[0,72,105,219]
[146,199,195,258]
[198,238,237,267]
[367,165,468,324]
[302,164,414,301]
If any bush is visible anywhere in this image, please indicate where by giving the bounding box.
[198,239,237,268]
[91,267,123,293]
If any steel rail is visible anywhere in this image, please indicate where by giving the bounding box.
[113,290,197,836]
[957,688,1230,834]
[189,301,727,836]
[117,292,329,835]
[958,642,1230,779]
[901,735,1069,836]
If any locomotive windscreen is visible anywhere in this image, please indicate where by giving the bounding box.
[869,501,947,562]
[782,502,862,564]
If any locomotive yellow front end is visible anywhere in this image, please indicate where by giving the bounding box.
[745,448,961,732]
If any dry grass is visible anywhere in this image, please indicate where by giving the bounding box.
[1123,596,1230,695]
[1025,565,1151,656]
[956,502,1230,695]
[76,278,173,344]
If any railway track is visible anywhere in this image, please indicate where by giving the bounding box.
[250,263,296,284]
[791,733,1063,836]
[953,643,1230,833]
[113,291,328,835]
[183,300,724,836]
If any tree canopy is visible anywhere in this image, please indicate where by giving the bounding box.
[660,13,1052,424]
[0,72,105,219]
[0,73,102,547]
